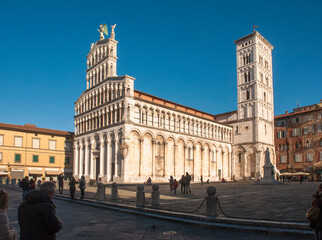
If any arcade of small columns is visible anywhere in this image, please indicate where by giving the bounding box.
[134,103,233,143]
[86,44,117,89]
[73,128,233,182]
[75,81,126,135]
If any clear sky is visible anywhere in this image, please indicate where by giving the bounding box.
[1,0,321,132]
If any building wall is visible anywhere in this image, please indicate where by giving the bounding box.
[275,102,322,173]
[0,124,74,180]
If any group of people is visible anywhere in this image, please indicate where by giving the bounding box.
[168,172,192,194]
[19,176,42,200]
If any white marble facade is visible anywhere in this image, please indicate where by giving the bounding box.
[74,28,275,183]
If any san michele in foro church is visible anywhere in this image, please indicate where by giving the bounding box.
[73,24,276,183]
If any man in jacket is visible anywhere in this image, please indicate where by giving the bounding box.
[57,173,64,194]
[18,181,63,240]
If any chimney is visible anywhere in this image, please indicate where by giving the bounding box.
[285,111,289,114]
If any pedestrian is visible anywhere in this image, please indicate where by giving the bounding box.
[36,179,42,190]
[206,179,210,184]
[18,182,63,239]
[179,175,186,194]
[69,177,77,200]
[185,172,192,194]
[300,175,303,184]
[57,173,64,194]
[309,183,322,240]
[29,178,36,190]
[79,176,86,199]
[200,175,203,185]
[172,179,178,194]
[168,175,174,191]
[19,176,30,201]
[0,189,18,240]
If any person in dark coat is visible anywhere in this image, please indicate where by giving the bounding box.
[79,176,86,199]
[18,181,63,240]
[19,176,30,201]
[310,183,322,240]
[69,177,77,200]
[57,173,64,194]
[179,175,186,194]
[185,172,192,194]
[29,178,36,190]
[168,175,174,191]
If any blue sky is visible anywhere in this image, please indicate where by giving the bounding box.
[0,0,321,132]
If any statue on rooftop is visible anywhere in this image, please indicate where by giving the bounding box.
[98,24,108,40]
[111,24,116,39]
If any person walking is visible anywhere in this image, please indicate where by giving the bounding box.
[0,189,17,240]
[310,183,322,240]
[18,182,63,240]
[168,175,174,191]
[19,176,30,201]
[179,175,186,194]
[79,176,86,199]
[69,177,77,200]
[200,175,203,185]
[172,179,178,194]
[185,172,192,194]
[29,178,36,190]
[57,173,64,194]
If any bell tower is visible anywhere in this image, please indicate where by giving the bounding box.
[234,31,274,146]
[85,25,118,89]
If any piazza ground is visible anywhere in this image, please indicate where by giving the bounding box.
[5,188,308,240]
[56,181,316,222]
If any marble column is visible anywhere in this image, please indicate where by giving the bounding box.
[84,140,89,177]
[99,135,105,178]
[90,138,95,179]
[114,136,119,177]
[152,140,155,177]
[139,139,143,176]
[106,138,111,181]
[79,142,84,176]
[73,142,79,177]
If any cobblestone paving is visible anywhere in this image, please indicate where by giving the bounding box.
[59,181,316,221]
[4,188,309,240]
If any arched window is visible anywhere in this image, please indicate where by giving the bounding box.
[306,140,310,148]
[238,153,242,163]
[244,72,247,83]
[246,89,250,100]
[264,92,267,102]
[279,144,281,151]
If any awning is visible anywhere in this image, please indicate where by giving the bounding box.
[293,172,310,176]
[45,170,60,175]
[10,170,25,179]
[0,170,8,176]
[28,169,43,175]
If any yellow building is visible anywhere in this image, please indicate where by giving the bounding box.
[0,123,74,180]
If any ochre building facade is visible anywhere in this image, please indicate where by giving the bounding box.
[0,123,74,180]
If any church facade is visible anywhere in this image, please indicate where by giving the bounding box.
[73,27,275,183]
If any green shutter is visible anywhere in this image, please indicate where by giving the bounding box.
[15,154,21,162]
[49,156,55,163]
[33,155,38,162]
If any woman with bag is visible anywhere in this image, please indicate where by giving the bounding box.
[309,183,322,240]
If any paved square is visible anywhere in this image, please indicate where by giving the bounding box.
[59,181,316,221]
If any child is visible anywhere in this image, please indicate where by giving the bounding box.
[172,179,178,194]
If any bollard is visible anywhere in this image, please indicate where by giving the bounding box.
[11,179,16,187]
[206,186,218,217]
[111,182,119,200]
[151,184,160,208]
[136,184,146,207]
[97,183,106,201]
